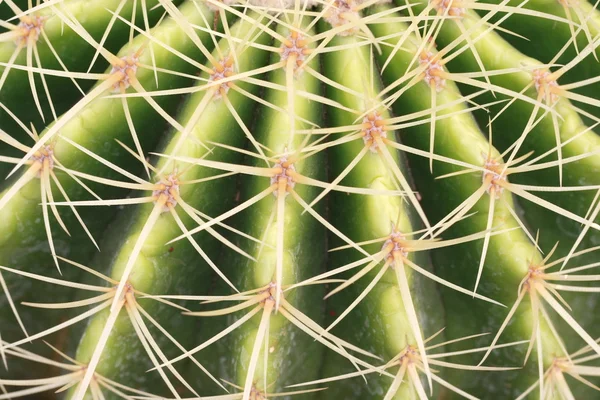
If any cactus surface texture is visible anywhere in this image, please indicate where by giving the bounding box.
[1,0,600,399]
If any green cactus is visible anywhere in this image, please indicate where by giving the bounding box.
[0,0,599,399]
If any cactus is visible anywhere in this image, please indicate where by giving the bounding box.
[0,0,599,399]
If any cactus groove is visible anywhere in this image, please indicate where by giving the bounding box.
[0,0,599,399]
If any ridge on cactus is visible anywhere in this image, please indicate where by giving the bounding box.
[0,0,599,399]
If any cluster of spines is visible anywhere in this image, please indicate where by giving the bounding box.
[0,0,599,399]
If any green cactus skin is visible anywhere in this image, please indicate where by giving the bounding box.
[480,0,600,120]
[1,1,600,399]
[409,2,600,259]
[441,4,600,335]
[318,31,444,400]
[0,0,179,179]
[209,25,328,395]
[0,0,210,382]
[368,9,563,398]
[67,10,273,399]
[411,6,600,380]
